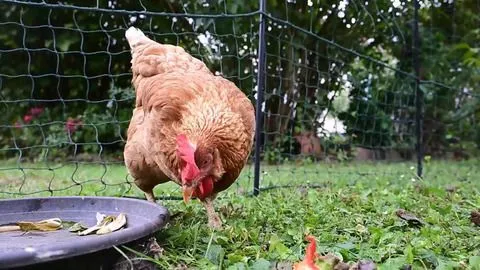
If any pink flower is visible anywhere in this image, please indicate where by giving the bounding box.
[21,107,44,125]
[65,118,83,134]
[14,121,22,129]
[23,115,33,123]
[29,107,44,117]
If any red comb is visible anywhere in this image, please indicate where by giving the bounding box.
[176,134,199,183]
[176,134,194,162]
[176,134,188,145]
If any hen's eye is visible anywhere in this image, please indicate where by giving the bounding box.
[196,153,213,168]
[202,154,213,166]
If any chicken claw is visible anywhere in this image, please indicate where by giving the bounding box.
[208,213,222,229]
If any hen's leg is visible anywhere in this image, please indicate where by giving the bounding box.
[133,178,160,204]
[145,189,156,202]
[201,196,222,229]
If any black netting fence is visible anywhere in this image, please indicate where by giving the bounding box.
[0,0,478,198]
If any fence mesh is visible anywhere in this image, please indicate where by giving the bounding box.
[0,0,478,199]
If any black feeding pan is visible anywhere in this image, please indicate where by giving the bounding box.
[0,196,169,269]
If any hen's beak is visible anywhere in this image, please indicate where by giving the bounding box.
[182,185,194,203]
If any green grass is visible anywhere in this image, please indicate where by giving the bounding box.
[1,159,480,269]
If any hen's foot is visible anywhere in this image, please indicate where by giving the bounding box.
[207,213,223,229]
[145,191,165,207]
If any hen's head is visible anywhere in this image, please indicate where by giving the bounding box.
[176,134,223,203]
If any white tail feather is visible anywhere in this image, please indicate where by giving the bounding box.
[125,27,149,48]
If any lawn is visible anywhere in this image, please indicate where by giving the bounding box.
[1,159,480,269]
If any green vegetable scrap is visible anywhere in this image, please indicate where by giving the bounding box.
[77,212,127,236]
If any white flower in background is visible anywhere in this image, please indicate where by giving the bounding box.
[317,110,346,136]
[316,73,352,137]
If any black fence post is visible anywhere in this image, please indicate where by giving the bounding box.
[413,0,424,178]
[253,0,267,196]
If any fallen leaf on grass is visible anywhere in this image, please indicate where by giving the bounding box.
[333,261,350,270]
[271,261,294,270]
[173,263,188,270]
[146,236,164,259]
[169,211,185,220]
[319,253,341,266]
[396,209,425,226]
[470,210,480,226]
[350,260,377,270]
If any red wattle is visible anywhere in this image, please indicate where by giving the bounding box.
[193,177,214,199]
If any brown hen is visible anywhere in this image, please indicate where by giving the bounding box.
[123,27,255,229]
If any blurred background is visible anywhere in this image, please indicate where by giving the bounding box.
[0,0,478,198]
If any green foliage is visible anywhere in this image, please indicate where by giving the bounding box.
[1,156,479,268]
[110,160,479,269]
[1,84,134,160]
[342,45,414,149]
[415,0,480,155]
[0,0,478,160]
[0,0,256,160]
